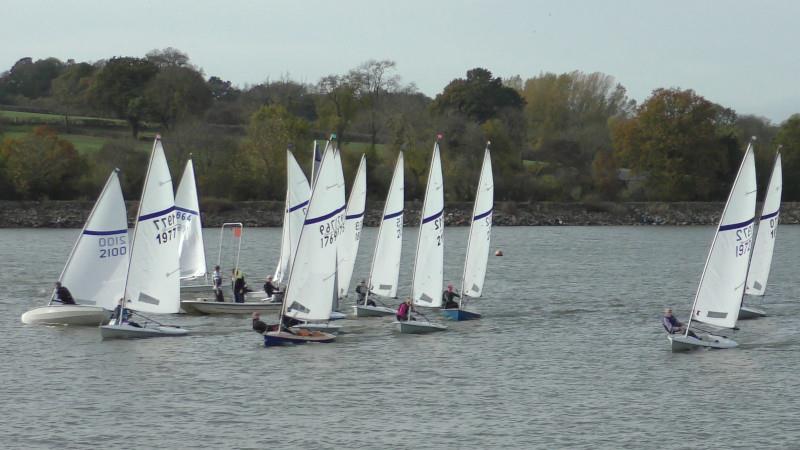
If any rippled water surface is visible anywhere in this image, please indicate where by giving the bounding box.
[2,226,800,449]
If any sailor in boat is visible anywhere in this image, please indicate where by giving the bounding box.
[111,299,142,328]
[396,298,415,321]
[355,280,375,306]
[442,284,460,309]
[662,308,697,339]
[252,312,273,334]
[232,269,247,303]
[213,265,224,302]
[263,275,281,302]
[54,282,76,305]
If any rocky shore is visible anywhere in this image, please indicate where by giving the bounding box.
[1,200,796,228]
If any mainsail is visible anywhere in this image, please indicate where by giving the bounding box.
[689,143,757,329]
[367,152,404,298]
[274,149,311,284]
[746,152,782,296]
[411,141,445,308]
[123,137,181,314]
[337,154,367,297]
[175,158,207,280]
[460,146,493,303]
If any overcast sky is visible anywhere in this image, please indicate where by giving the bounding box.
[2,0,797,122]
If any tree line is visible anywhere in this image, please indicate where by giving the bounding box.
[1,48,799,204]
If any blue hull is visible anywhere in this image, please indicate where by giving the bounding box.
[441,309,481,321]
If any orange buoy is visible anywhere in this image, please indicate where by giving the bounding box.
[495,249,503,256]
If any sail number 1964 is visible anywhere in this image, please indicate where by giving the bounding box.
[734,224,753,257]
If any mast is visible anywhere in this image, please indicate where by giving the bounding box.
[50,169,121,305]
[366,151,403,298]
[409,136,441,321]
[685,140,755,335]
[458,142,491,311]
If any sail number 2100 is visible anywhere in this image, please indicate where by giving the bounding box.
[734,224,753,257]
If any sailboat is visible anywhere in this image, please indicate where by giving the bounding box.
[100,136,188,339]
[274,148,311,288]
[442,143,493,321]
[176,157,209,293]
[354,152,404,317]
[264,140,345,346]
[740,151,782,319]
[395,139,447,333]
[668,142,757,351]
[337,154,367,299]
[21,170,129,326]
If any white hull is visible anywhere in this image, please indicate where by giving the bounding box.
[738,305,767,320]
[180,283,214,294]
[291,322,342,333]
[394,320,447,334]
[668,333,738,352]
[353,304,396,317]
[100,324,189,340]
[21,305,110,326]
[181,299,282,315]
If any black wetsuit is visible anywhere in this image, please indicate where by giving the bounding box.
[56,286,76,305]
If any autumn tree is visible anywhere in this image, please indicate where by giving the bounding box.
[51,62,95,131]
[232,105,310,199]
[432,68,524,123]
[775,114,800,200]
[612,88,740,201]
[0,126,86,199]
[89,57,158,137]
[144,66,212,129]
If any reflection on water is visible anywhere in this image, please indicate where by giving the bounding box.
[1,226,799,448]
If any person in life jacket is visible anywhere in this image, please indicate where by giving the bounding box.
[396,298,415,321]
[662,308,698,339]
[442,284,460,309]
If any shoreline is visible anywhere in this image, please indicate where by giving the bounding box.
[0,200,794,228]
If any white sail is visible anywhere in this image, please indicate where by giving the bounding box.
[690,144,757,329]
[283,143,346,321]
[59,170,129,309]
[460,146,493,300]
[274,149,311,284]
[123,137,181,314]
[412,142,445,308]
[368,152,405,298]
[337,154,367,297]
[746,153,782,296]
[175,158,207,280]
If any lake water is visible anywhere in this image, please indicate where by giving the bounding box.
[2,226,799,449]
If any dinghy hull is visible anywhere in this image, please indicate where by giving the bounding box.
[441,308,481,321]
[21,305,110,326]
[329,311,347,321]
[100,324,189,340]
[394,320,447,334]
[180,300,281,315]
[668,333,738,352]
[353,304,396,317]
[263,330,336,346]
[738,305,767,320]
